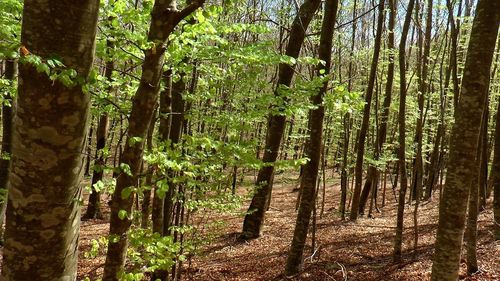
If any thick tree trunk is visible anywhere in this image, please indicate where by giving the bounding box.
[351,0,386,218]
[1,1,99,280]
[430,0,499,280]
[241,0,321,239]
[103,1,205,280]
[393,0,415,262]
[285,0,338,275]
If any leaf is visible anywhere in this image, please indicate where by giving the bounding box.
[118,210,128,220]
[129,137,143,146]
[119,163,133,176]
[121,186,134,199]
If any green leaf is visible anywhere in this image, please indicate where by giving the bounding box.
[119,163,132,176]
[118,210,128,220]
[121,186,134,199]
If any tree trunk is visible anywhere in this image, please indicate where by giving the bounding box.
[162,76,186,236]
[351,0,386,219]
[340,0,359,220]
[393,0,415,262]
[103,1,205,280]
[84,43,114,220]
[464,105,487,275]
[285,0,339,275]
[430,0,499,279]
[241,0,321,239]
[152,70,173,235]
[141,108,158,229]
[494,74,500,241]
[1,1,99,279]
[84,113,109,220]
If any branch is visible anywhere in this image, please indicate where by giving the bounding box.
[174,0,206,24]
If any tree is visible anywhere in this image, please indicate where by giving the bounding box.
[285,0,339,274]
[102,1,205,279]
[350,0,386,220]
[1,0,100,279]
[393,0,415,262]
[84,39,115,220]
[494,84,500,241]
[241,0,322,239]
[430,0,499,279]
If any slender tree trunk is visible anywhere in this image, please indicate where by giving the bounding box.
[351,0,386,219]
[431,1,499,279]
[393,0,415,262]
[103,1,205,280]
[162,76,186,236]
[1,1,99,279]
[464,104,487,275]
[241,0,321,239]
[340,0,359,220]
[84,41,115,220]
[84,113,109,220]
[447,0,460,114]
[285,0,338,274]
[152,70,173,236]
[141,108,157,229]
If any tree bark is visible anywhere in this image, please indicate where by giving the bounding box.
[430,0,499,279]
[1,1,99,279]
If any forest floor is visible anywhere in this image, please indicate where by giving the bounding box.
[76,172,500,281]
